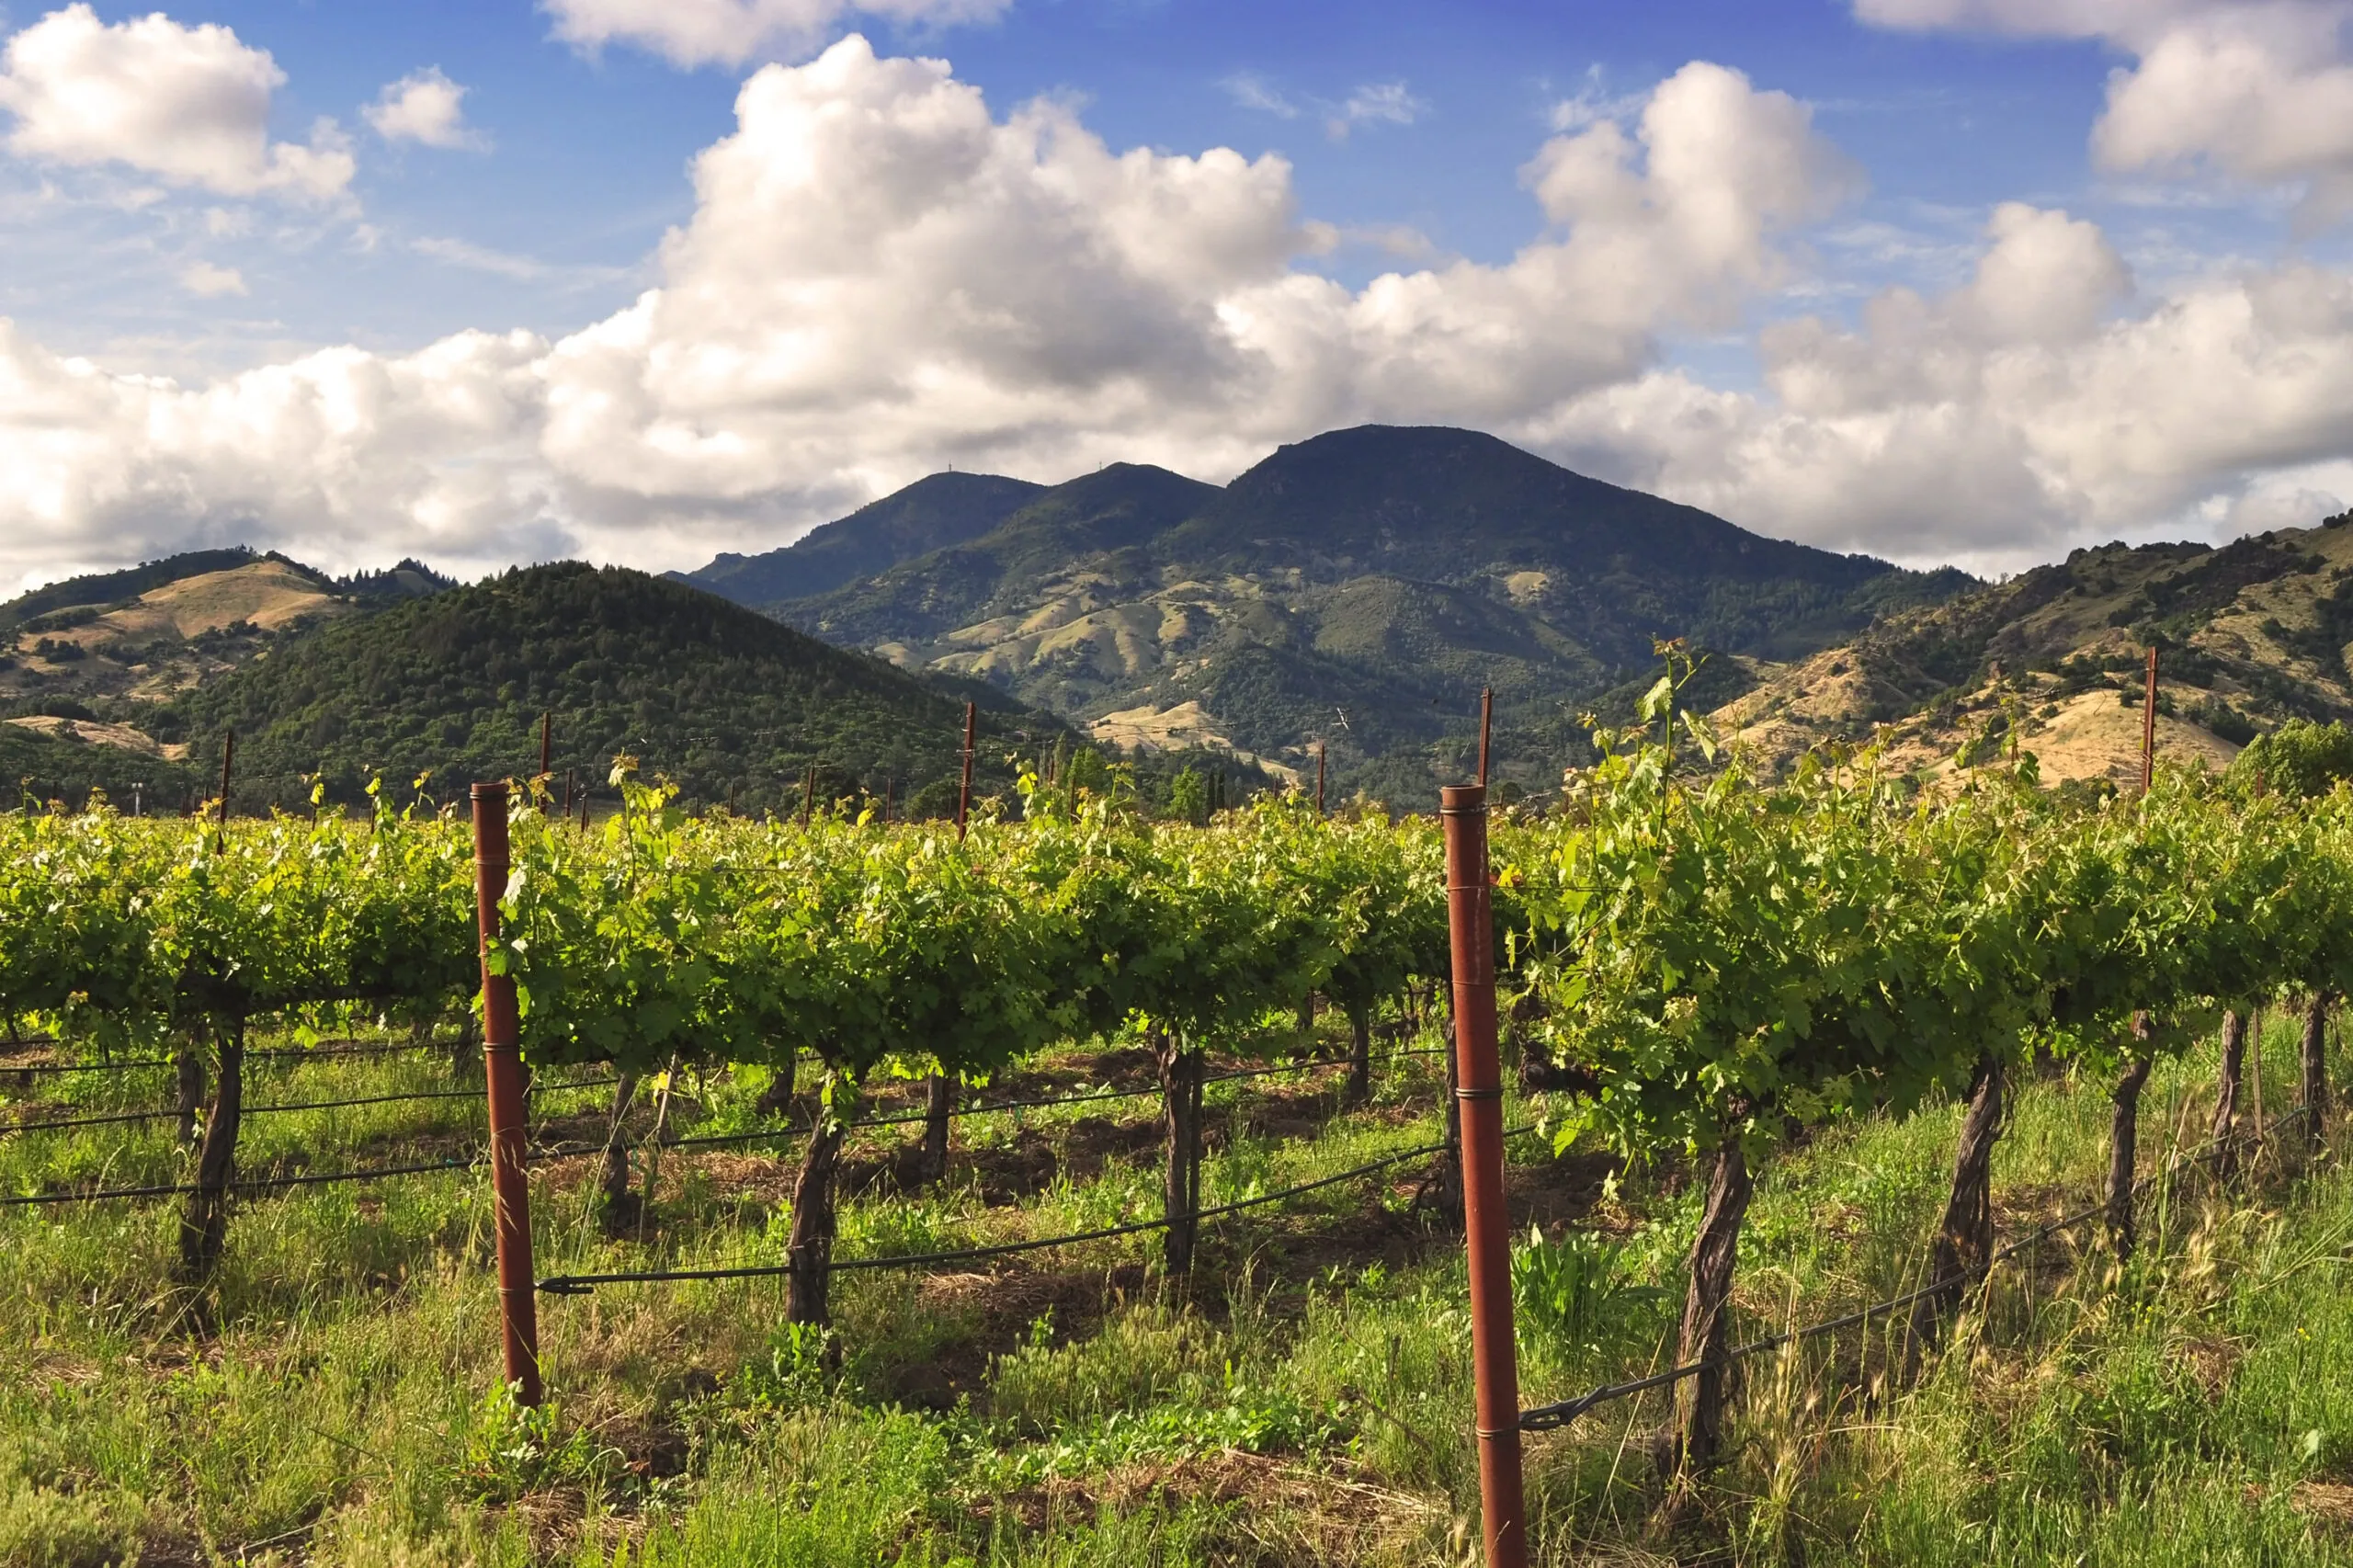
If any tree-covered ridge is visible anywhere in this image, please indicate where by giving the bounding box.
[159,562,1079,816]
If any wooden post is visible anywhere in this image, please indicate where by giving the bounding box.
[1477,688,1493,790]
[213,731,234,853]
[1315,744,1326,815]
[2141,646,2157,794]
[957,701,977,840]
[472,782,542,1405]
[1439,782,1526,1568]
[539,711,551,780]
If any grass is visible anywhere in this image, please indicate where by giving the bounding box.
[4,1015,2353,1564]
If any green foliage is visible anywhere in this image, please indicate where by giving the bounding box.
[451,1381,613,1504]
[2230,716,2353,798]
[1165,767,1206,825]
[1509,1225,1667,1363]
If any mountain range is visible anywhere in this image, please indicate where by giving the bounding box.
[675,426,1972,799]
[9,423,2352,812]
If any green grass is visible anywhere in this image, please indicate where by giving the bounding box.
[5,1017,2353,1564]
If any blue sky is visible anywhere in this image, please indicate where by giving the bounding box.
[3,0,2352,586]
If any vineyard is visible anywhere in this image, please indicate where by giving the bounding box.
[9,700,2353,1565]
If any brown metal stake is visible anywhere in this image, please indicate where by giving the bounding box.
[2142,646,2157,794]
[802,764,815,828]
[472,782,542,1405]
[539,711,552,781]
[1477,688,1494,790]
[957,701,977,841]
[562,767,574,822]
[1440,782,1527,1568]
[1315,743,1326,815]
[213,730,235,855]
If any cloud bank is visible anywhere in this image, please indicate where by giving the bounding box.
[0,39,1864,583]
[1,28,2352,590]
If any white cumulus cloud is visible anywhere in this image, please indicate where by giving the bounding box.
[1516,201,2353,568]
[542,0,1014,70]
[1859,0,2353,226]
[0,5,352,200]
[178,261,245,297]
[366,67,483,151]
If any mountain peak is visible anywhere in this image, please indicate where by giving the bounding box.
[676,469,1045,608]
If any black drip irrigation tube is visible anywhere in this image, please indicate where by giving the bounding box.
[1516,1103,2313,1434]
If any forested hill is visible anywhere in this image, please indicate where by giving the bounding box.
[697,425,1970,801]
[161,563,1075,817]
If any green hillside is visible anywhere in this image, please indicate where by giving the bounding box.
[161,562,1077,817]
[763,426,1970,801]
[675,472,1044,608]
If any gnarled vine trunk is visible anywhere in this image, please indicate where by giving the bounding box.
[177,1019,244,1283]
[2211,1009,2246,1177]
[174,1040,208,1149]
[629,1058,683,1237]
[786,1114,847,1325]
[754,1051,799,1120]
[597,1071,642,1233]
[2302,992,2331,1145]
[449,1007,480,1083]
[1346,998,1372,1106]
[1914,1053,2004,1344]
[2107,1021,2155,1262]
[920,1073,953,1185]
[1157,1032,1205,1277]
[1675,1136,1753,1471]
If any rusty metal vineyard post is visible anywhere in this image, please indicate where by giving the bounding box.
[213,730,234,853]
[957,701,976,840]
[1440,781,1528,1568]
[472,782,543,1405]
[2142,646,2157,794]
[1477,687,1493,790]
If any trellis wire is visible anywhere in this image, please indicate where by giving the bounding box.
[0,1074,620,1136]
[538,1125,1540,1295]
[0,1047,1450,1206]
[1516,1102,2311,1433]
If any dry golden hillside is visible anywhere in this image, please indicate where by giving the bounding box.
[1709,517,2353,787]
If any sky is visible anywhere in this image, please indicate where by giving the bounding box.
[4,0,2353,591]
